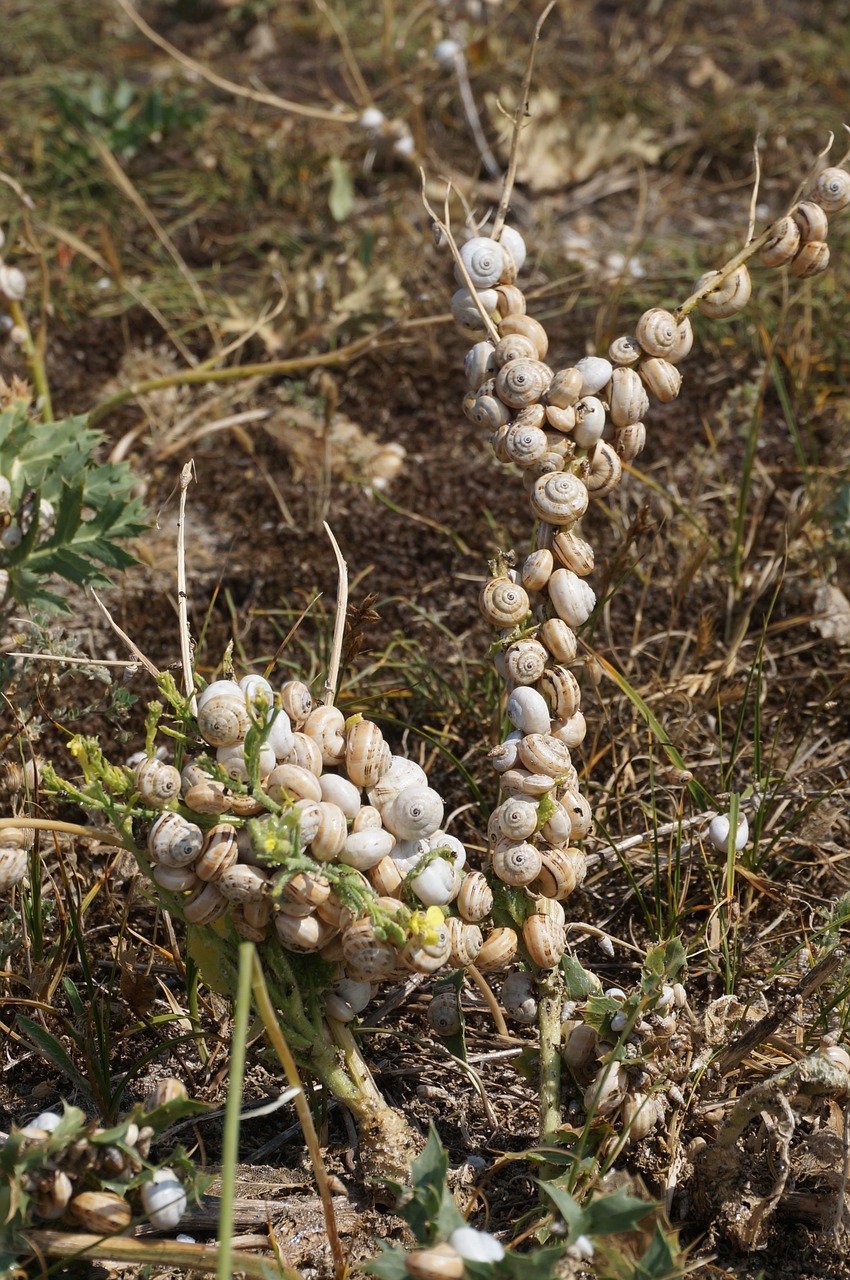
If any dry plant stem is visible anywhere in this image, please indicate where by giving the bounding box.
[420,179,499,342]
[252,952,346,1280]
[467,964,511,1038]
[90,589,161,677]
[450,43,501,179]
[115,0,357,123]
[176,461,197,711]
[21,1232,301,1280]
[490,0,555,241]
[322,523,348,707]
[7,300,52,421]
[0,816,126,848]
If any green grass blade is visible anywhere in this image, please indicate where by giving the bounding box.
[216,941,254,1280]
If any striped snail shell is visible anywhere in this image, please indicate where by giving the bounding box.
[575,356,613,397]
[445,916,483,967]
[195,823,239,881]
[279,679,313,727]
[492,840,543,886]
[531,844,584,899]
[548,568,596,629]
[497,244,517,284]
[465,340,497,389]
[184,779,230,815]
[503,421,549,466]
[584,1063,628,1115]
[634,307,681,358]
[342,919,398,977]
[498,313,548,359]
[759,215,800,268]
[0,845,28,891]
[479,577,530,627]
[184,880,228,925]
[382,784,444,841]
[621,1092,660,1142]
[457,870,493,922]
[547,367,583,408]
[368,754,427,811]
[69,1191,132,1234]
[217,741,275,783]
[608,334,642,366]
[134,758,181,807]
[345,719,392,789]
[494,333,537,366]
[285,731,323,776]
[490,423,512,463]
[695,265,751,319]
[505,638,548,685]
[814,166,850,213]
[352,803,383,831]
[282,869,331,908]
[539,617,577,664]
[475,925,518,971]
[502,970,537,1023]
[551,710,587,748]
[196,687,251,748]
[218,863,270,904]
[537,667,581,722]
[303,704,346,766]
[586,439,623,497]
[147,813,204,867]
[266,762,323,804]
[552,529,594,576]
[458,235,505,288]
[522,913,566,968]
[640,357,682,403]
[401,923,451,974]
[496,357,552,408]
[495,284,526,317]
[520,548,554,592]
[469,391,511,429]
[609,367,649,428]
[793,200,828,244]
[499,767,556,798]
[498,224,527,271]
[506,685,551,735]
[275,911,324,953]
[153,863,198,892]
[368,854,403,897]
[560,789,594,839]
[451,286,499,330]
[573,396,606,449]
[790,240,830,278]
[615,422,646,463]
[495,797,539,840]
[518,731,573,777]
[428,989,462,1036]
[530,471,589,525]
[668,315,694,363]
[545,403,576,432]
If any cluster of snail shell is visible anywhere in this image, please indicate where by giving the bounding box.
[131,672,521,1014]
[0,227,27,344]
[6,1079,189,1233]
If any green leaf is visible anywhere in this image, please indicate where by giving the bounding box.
[537,1181,584,1238]
[561,955,602,1000]
[360,1244,410,1280]
[580,1185,656,1238]
[632,1222,686,1280]
[328,157,354,223]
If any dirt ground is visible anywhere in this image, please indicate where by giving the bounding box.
[3,1,850,1277]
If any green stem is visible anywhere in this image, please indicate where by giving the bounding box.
[8,299,53,421]
[216,942,253,1280]
[538,968,564,1162]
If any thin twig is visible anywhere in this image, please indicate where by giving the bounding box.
[322,523,348,707]
[89,590,160,678]
[746,138,762,243]
[467,964,511,1038]
[420,175,500,343]
[312,0,372,108]
[176,460,197,711]
[115,0,357,123]
[2,653,138,668]
[0,817,128,848]
[450,41,501,179]
[491,1,555,241]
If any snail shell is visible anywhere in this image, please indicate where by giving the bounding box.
[505,685,551,735]
[575,356,613,397]
[548,568,596,628]
[401,922,451,973]
[319,772,361,818]
[634,308,681,358]
[586,439,622,497]
[458,235,505,288]
[545,403,576,432]
[184,880,228,925]
[502,970,538,1023]
[695,265,751,319]
[345,719,391,789]
[498,224,527,271]
[539,617,577,664]
[530,471,589,525]
[195,823,239,881]
[668,316,694,364]
[457,869,493,922]
[759,215,801,268]
[496,357,552,408]
[552,529,594,576]
[502,421,549,466]
[465,340,497,389]
[492,840,543,886]
[640,357,682,403]
[498,313,548,359]
[407,1244,466,1280]
[479,576,530,629]
[153,863,199,892]
[368,855,403,897]
[428,989,462,1036]
[352,803,383,831]
[279,679,313,726]
[303,705,346,766]
[383,784,444,840]
[476,925,518,971]
[540,800,572,845]
[145,1078,188,1110]
[560,790,594,840]
[141,1171,187,1232]
[241,672,274,710]
[584,1063,628,1115]
[609,367,649,428]
[522,913,566,968]
[445,916,483,967]
[494,333,537,366]
[69,1191,132,1234]
[520,548,554,592]
[621,1092,660,1142]
[267,762,323,804]
[409,857,461,907]
[134,758,181,807]
[531,844,584,899]
[342,919,398,977]
[615,422,646,463]
[790,240,830,278]
[468,391,511,429]
[147,813,204,867]
[285,731,324,775]
[282,869,330,908]
[814,166,850,213]
[184,779,231,815]
[266,709,294,760]
[793,200,828,244]
[552,710,587,748]
[495,284,526,317]
[572,396,606,448]
[218,863,269,903]
[562,1020,598,1069]
[518,731,573,777]
[0,845,28,891]
[275,910,325,952]
[197,688,251,748]
[547,367,583,408]
[340,828,395,870]
[499,767,556,798]
[217,741,275,783]
[451,286,499,330]
[537,667,581,722]
[495,797,539,840]
[608,334,642,366]
[505,638,548,685]
[368,755,427,811]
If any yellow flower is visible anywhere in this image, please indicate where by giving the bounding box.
[408,905,446,945]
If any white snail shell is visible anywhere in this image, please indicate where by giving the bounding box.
[572,396,606,448]
[551,710,587,748]
[492,840,543,886]
[501,970,538,1023]
[608,334,642,366]
[368,755,427,811]
[382,784,444,840]
[520,548,554,592]
[134,758,181,807]
[147,813,204,867]
[547,367,583,408]
[695,265,751,319]
[345,719,391,789]
[708,812,748,852]
[141,1170,187,1231]
[495,797,539,840]
[498,224,527,271]
[505,638,548,685]
[499,767,556,798]
[759,215,801,268]
[496,357,553,408]
[506,685,551,735]
[586,439,622,498]
[559,790,594,840]
[217,742,275,783]
[319,771,361,818]
[266,709,294,760]
[275,911,323,952]
[457,236,505,288]
[575,356,613,397]
[410,858,459,906]
[640,357,682,403]
[303,704,346,766]
[609,367,649,428]
[465,340,497,389]
[279,679,313,726]
[406,1244,465,1280]
[530,471,589,525]
[494,333,538,366]
[451,286,499,330]
[548,568,596,628]
[0,845,28,891]
[545,403,576,432]
[813,166,850,213]
[539,617,578,664]
[634,308,681,359]
[340,828,395,870]
[615,422,647,463]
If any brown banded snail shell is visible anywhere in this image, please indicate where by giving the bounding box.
[498,314,548,360]
[457,870,493,922]
[492,840,543,886]
[790,240,830,278]
[609,367,649,428]
[695,265,751,319]
[504,638,548,685]
[522,913,566,968]
[147,813,204,867]
[759,215,801,268]
[475,925,518,971]
[530,471,589,525]
[586,439,622,497]
[539,617,578,664]
[813,166,850,213]
[793,200,828,244]
[640,357,682,403]
[520,548,554,592]
[134,758,181,807]
[552,529,594,576]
